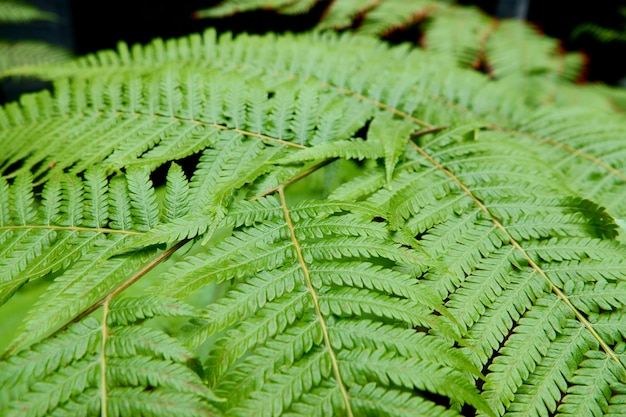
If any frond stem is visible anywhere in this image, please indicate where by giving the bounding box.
[278,187,354,417]
[411,125,449,137]
[409,140,624,369]
[55,238,190,333]
[326,83,436,129]
[208,123,307,149]
[120,111,308,149]
[100,298,109,417]
[252,158,338,201]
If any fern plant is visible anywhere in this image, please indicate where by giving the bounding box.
[1,27,626,417]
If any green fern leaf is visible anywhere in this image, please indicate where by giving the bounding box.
[557,350,625,417]
[348,382,464,417]
[1,313,221,417]
[423,6,491,67]
[0,1,55,23]
[367,112,416,187]
[107,296,198,326]
[163,162,190,222]
[338,348,492,415]
[9,240,153,352]
[316,0,378,31]
[83,169,109,228]
[0,41,70,74]
[126,168,160,231]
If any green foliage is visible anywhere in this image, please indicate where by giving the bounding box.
[1,25,626,417]
[572,7,626,44]
[0,0,70,73]
[197,1,575,79]
[197,0,626,112]
[0,0,55,23]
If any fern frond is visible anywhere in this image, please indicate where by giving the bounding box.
[275,138,379,163]
[19,28,623,218]
[162,163,189,222]
[126,168,160,231]
[0,319,99,394]
[363,0,437,36]
[484,20,562,79]
[209,314,321,406]
[3,27,626,417]
[1,314,221,417]
[423,5,492,67]
[107,296,197,326]
[328,318,478,377]
[9,239,153,351]
[316,0,379,31]
[0,168,205,350]
[481,297,573,415]
[338,347,492,414]
[106,325,197,364]
[573,22,626,43]
[0,1,55,23]
[105,387,219,417]
[194,0,299,18]
[557,350,625,417]
[348,382,464,417]
[367,112,416,186]
[606,381,626,417]
[194,0,584,90]
[505,321,595,417]
[0,41,70,73]
[83,169,109,228]
[590,311,626,345]
[146,192,486,415]
[344,113,626,414]
[227,348,331,417]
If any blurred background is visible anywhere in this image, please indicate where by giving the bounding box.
[2,0,626,103]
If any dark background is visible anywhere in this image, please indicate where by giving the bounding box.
[2,0,626,103]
